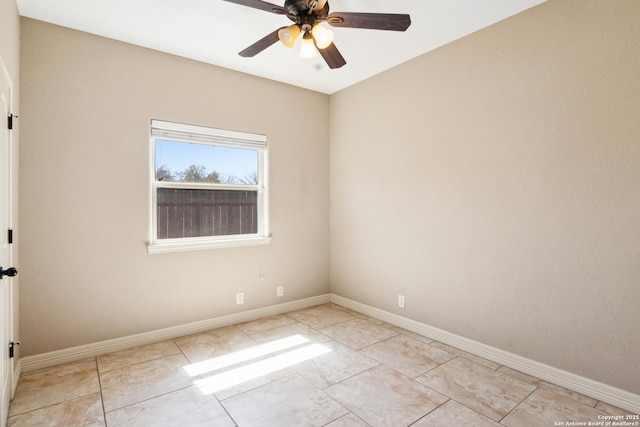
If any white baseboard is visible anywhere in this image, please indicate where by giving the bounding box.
[17,292,639,414]
[20,294,331,373]
[330,294,640,414]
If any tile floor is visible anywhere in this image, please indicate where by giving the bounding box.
[7,303,636,426]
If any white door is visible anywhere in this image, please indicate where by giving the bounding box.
[0,57,15,427]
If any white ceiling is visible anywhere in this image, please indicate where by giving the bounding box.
[16,0,547,94]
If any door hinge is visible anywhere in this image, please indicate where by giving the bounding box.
[7,114,17,130]
[8,229,13,244]
[9,341,20,358]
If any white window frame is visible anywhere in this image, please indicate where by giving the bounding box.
[147,120,270,253]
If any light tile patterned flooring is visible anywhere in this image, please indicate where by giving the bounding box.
[8,304,635,426]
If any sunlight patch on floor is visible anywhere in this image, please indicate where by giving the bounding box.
[183,334,310,377]
[187,337,332,395]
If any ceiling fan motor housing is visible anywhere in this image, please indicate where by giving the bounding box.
[284,0,329,22]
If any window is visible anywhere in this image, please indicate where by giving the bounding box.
[148,120,269,253]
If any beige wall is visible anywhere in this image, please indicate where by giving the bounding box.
[0,0,20,358]
[330,0,640,394]
[19,18,330,356]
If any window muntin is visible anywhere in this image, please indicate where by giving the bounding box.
[149,120,269,252]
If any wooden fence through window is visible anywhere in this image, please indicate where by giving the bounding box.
[156,188,258,239]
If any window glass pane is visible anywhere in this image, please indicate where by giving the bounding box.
[156,188,258,239]
[155,139,258,185]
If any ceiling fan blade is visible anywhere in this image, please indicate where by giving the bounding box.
[239,27,285,57]
[327,12,411,31]
[222,0,290,15]
[316,42,346,69]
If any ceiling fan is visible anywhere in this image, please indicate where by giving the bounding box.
[222,0,411,69]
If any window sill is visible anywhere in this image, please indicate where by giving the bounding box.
[147,236,271,254]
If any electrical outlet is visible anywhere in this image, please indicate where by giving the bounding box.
[398,294,406,309]
[236,292,244,305]
[277,286,284,297]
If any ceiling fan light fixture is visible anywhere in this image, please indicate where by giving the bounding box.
[299,32,317,58]
[278,24,301,48]
[311,24,334,49]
